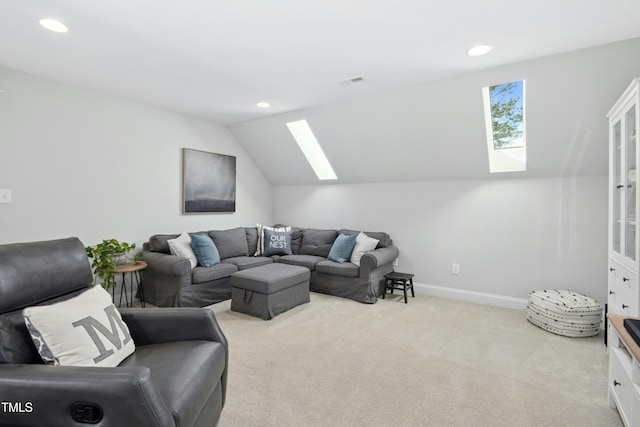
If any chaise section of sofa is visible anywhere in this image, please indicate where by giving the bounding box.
[277,228,398,303]
[141,225,399,307]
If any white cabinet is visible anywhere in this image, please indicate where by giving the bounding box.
[608,315,640,427]
[609,78,640,318]
[609,79,640,426]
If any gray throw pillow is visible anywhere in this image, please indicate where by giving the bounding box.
[263,229,292,256]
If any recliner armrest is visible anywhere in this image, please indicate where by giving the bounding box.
[120,308,227,347]
[0,364,175,427]
[120,307,229,408]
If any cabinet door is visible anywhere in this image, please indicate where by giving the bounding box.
[627,104,637,262]
[614,118,623,255]
[610,346,633,426]
[612,98,639,266]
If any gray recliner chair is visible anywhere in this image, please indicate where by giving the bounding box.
[0,237,228,427]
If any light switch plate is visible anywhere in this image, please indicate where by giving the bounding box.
[0,189,12,203]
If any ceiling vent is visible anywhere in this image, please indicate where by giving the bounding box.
[338,76,365,86]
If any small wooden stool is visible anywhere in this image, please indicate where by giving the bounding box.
[383,272,415,303]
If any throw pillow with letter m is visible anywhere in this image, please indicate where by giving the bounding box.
[23,286,135,367]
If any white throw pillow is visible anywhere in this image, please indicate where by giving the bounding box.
[22,286,135,367]
[168,232,198,268]
[255,224,292,256]
[350,232,379,266]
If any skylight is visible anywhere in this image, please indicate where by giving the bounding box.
[39,18,68,33]
[286,119,337,180]
[482,80,526,173]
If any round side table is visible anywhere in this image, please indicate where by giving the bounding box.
[112,261,148,307]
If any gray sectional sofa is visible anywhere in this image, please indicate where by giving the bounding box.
[142,226,399,307]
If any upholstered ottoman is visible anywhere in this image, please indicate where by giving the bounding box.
[231,263,310,320]
[527,289,603,337]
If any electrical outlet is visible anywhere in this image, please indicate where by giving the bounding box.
[451,263,460,275]
[393,258,399,267]
[0,189,11,203]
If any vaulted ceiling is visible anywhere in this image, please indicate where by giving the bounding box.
[2,1,640,184]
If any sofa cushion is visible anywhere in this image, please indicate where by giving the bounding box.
[192,263,238,284]
[245,227,259,256]
[22,286,135,367]
[339,229,391,248]
[119,340,225,427]
[327,233,357,263]
[289,227,304,255]
[209,227,249,260]
[149,234,180,254]
[277,254,326,271]
[190,234,220,267]
[316,260,360,278]
[223,256,273,271]
[263,229,293,256]
[299,229,338,258]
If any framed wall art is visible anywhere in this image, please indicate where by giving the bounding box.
[183,148,236,213]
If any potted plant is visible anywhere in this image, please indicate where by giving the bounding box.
[85,239,137,289]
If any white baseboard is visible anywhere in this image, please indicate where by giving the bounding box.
[413,282,528,310]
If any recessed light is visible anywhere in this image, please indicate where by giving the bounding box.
[256,101,270,108]
[39,18,68,33]
[467,44,493,57]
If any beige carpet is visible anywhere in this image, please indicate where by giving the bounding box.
[210,292,622,427]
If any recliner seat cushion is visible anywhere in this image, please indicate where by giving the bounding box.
[119,340,225,427]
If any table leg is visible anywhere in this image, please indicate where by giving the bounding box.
[129,272,135,308]
[403,280,408,303]
[136,270,145,308]
[410,278,415,298]
[118,273,129,308]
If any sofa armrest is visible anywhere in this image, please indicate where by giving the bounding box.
[360,246,399,273]
[0,364,174,427]
[142,251,191,277]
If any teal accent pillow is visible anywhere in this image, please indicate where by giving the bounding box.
[190,234,221,267]
[327,233,358,263]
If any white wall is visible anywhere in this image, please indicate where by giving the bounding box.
[274,175,608,306]
[0,67,272,248]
